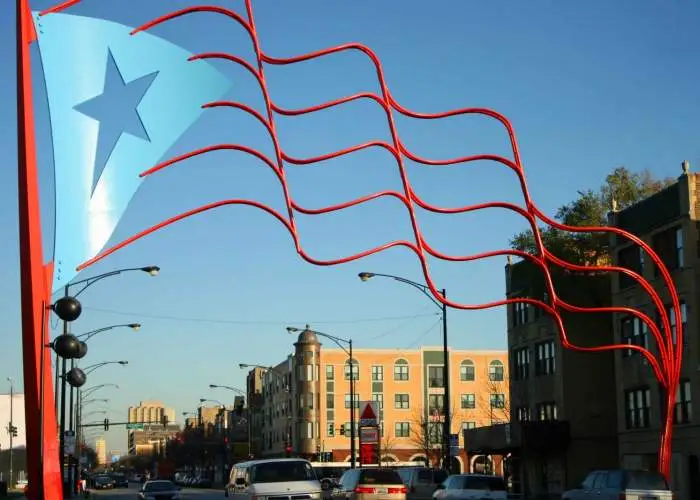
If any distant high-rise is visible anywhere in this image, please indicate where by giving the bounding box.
[127,401,179,455]
[127,400,175,425]
[95,437,107,465]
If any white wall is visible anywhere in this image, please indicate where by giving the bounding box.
[0,394,26,450]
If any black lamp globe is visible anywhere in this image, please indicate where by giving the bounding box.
[52,333,82,359]
[75,341,88,359]
[52,296,82,322]
[66,367,86,388]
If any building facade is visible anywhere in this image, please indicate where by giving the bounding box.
[127,401,178,455]
[492,258,619,497]
[610,163,700,500]
[247,327,508,473]
[247,367,265,457]
[95,437,107,465]
[0,393,25,450]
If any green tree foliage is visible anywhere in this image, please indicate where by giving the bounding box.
[510,167,674,265]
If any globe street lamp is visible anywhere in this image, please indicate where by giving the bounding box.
[287,326,355,468]
[358,271,452,472]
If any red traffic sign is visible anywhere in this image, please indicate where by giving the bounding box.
[359,401,378,426]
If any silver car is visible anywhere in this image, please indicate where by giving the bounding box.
[562,469,673,500]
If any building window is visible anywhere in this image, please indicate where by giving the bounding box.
[535,340,555,376]
[462,421,476,431]
[666,301,688,347]
[327,422,335,436]
[461,394,475,409]
[625,387,651,429]
[429,394,445,414]
[344,359,359,380]
[675,380,692,424]
[460,360,475,381]
[428,366,445,388]
[621,316,649,357]
[299,422,313,439]
[490,394,505,409]
[513,347,530,380]
[488,360,505,381]
[372,365,384,381]
[536,402,557,421]
[395,422,410,438]
[394,394,410,409]
[427,422,443,444]
[326,365,334,380]
[394,359,409,381]
[516,406,531,421]
[372,393,384,410]
[618,245,643,288]
[653,226,684,275]
[344,394,359,409]
[512,301,528,327]
[326,394,334,409]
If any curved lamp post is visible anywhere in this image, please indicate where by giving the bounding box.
[209,384,245,396]
[83,361,129,376]
[358,271,452,472]
[287,326,355,468]
[76,385,119,460]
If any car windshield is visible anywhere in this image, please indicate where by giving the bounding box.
[144,481,176,492]
[251,461,316,483]
[95,476,110,483]
[358,469,403,485]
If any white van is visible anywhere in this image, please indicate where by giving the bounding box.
[225,458,322,500]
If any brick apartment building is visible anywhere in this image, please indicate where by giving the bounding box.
[245,326,508,474]
[609,162,700,500]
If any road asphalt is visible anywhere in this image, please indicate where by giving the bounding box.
[86,484,225,499]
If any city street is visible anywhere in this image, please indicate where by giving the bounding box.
[88,485,225,499]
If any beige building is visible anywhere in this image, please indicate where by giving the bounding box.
[247,327,508,473]
[127,400,179,455]
[94,437,107,465]
[610,162,700,500]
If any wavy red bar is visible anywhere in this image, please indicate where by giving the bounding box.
[44,0,682,478]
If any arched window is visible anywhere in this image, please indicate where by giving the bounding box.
[488,360,504,381]
[344,359,359,380]
[460,360,475,381]
[393,359,409,381]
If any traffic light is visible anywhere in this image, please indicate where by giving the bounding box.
[104,418,109,431]
[339,425,345,436]
[9,425,17,437]
[162,415,169,428]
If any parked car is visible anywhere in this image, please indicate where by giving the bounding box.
[433,474,507,500]
[562,469,673,500]
[397,468,448,500]
[110,473,129,488]
[331,468,407,500]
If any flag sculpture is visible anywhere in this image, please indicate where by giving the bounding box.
[16,0,683,498]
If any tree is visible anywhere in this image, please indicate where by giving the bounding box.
[509,167,674,265]
[377,433,397,465]
[409,408,441,466]
[478,376,510,425]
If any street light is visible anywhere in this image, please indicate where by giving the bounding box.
[81,384,120,398]
[76,385,119,459]
[209,384,245,395]
[83,361,129,375]
[50,265,158,496]
[359,271,452,472]
[287,326,356,468]
[75,323,141,342]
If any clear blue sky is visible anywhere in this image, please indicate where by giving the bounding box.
[0,0,698,453]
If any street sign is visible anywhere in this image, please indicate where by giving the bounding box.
[360,427,379,443]
[126,423,145,430]
[64,431,76,455]
[359,401,378,427]
[449,433,459,457]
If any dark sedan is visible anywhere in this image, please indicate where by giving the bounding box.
[138,480,181,499]
[93,475,115,490]
[111,473,129,488]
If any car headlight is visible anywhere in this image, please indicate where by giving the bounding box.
[310,492,322,499]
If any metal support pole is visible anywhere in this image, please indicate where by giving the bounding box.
[9,379,14,489]
[441,289,451,473]
[349,340,355,468]
[68,358,75,497]
[59,355,67,494]
[54,353,60,421]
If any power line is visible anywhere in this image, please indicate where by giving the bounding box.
[81,306,440,325]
